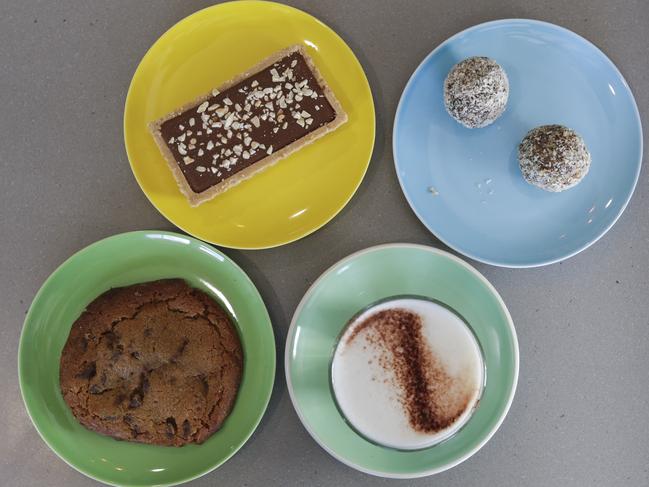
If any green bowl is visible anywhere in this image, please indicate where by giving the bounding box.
[285,244,518,478]
[18,231,275,486]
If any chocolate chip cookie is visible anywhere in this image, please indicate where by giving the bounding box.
[59,279,243,446]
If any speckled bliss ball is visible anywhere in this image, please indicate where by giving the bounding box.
[518,125,591,192]
[444,57,509,128]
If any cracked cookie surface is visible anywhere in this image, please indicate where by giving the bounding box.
[59,279,243,446]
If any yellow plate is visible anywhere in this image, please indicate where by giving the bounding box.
[124,1,375,249]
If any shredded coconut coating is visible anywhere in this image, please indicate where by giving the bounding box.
[444,57,509,129]
[518,125,591,192]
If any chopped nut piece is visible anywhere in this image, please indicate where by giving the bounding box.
[197,101,209,113]
[224,113,235,128]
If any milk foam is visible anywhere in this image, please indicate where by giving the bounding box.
[331,298,484,450]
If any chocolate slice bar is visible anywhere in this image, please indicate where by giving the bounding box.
[149,45,347,206]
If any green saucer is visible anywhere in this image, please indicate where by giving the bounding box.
[285,244,518,478]
[19,231,275,486]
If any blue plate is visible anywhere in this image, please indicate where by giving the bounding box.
[393,19,643,267]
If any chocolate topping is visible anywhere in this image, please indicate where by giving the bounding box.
[160,51,337,193]
[347,308,474,433]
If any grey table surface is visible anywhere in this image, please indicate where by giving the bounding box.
[1,0,648,486]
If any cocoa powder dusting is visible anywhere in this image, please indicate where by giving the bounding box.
[346,308,473,433]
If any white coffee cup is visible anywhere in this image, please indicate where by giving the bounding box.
[330,296,485,450]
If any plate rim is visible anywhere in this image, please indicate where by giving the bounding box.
[123,0,376,250]
[284,243,519,478]
[392,18,644,268]
[18,230,276,487]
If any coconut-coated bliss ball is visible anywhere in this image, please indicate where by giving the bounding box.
[443,57,509,128]
[518,125,591,192]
